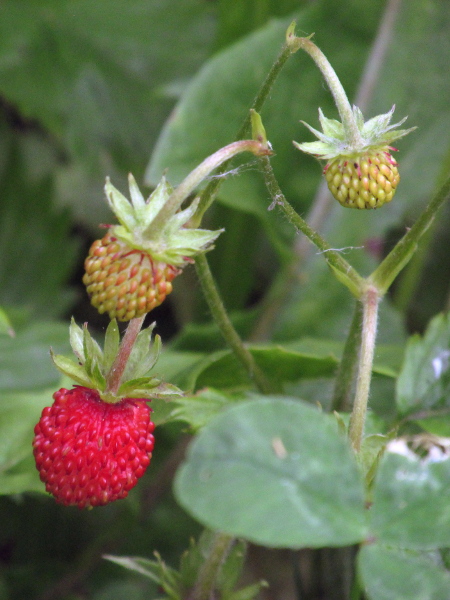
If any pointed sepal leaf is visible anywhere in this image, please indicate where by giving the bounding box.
[69,317,85,362]
[50,350,93,388]
[51,319,179,404]
[294,104,415,160]
[103,319,120,374]
[104,177,138,231]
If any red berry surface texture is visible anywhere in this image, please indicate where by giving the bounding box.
[33,386,155,509]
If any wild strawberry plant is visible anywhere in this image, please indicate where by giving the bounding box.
[1,3,450,600]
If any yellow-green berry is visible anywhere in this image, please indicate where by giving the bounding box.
[83,233,180,321]
[324,151,400,209]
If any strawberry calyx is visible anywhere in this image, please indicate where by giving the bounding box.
[294,105,416,161]
[51,318,182,404]
[104,174,223,267]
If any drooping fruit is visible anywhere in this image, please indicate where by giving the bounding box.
[83,232,180,321]
[83,174,222,320]
[294,106,415,209]
[33,386,155,508]
[324,150,400,209]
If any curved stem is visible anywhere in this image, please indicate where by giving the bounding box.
[288,35,361,146]
[105,315,146,395]
[331,301,363,413]
[348,286,380,453]
[195,253,275,394]
[192,34,298,226]
[148,139,270,236]
[259,155,364,297]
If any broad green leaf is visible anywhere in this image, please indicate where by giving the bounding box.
[396,313,450,415]
[146,2,382,215]
[358,544,450,600]
[0,453,46,496]
[369,443,450,549]
[174,396,367,548]
[0,321,70,391]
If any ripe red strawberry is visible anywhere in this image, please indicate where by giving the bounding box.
[33,386,155,508]
[83,174,222,321]
[83,232,180,321]
[294,106,415,209]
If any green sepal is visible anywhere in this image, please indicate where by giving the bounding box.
[104,173,223,267]
[105,177,138,231]
[295,105,416,160]
[52,318,182,403]
[103,319,120,373]
[122,325,160,381]
[69,317,84,362]
[50,350,93,388]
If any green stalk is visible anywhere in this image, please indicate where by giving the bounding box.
[105,315,146,395]
[195,253,275,395]
[348,286,380,453]
[331,301,363,413]
[370,171,450,294]
[259,155,365,297]
[287,33,363,146]
[191,31,300,227]
[148,139,270,236]
[189,533,234,600]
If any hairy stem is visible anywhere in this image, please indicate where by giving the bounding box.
[195,253,275,394]
[105,315,146,395]
[287,34,361,146]
[148,139,270,236]
[331,302,363,413]
[259,155,364,296]
[189,533,234,600]
[348,286,380,453]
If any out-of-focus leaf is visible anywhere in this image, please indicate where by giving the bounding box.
[0,144,79,319]
[0,387,57,495]
[396,313,450,415]
[0,0,215,163]
[370,442,450,549]
[358,544,450,600]
[175,396,367,548]
[161,388,245,430]
[0,321,70,391]
[0,307,14,337]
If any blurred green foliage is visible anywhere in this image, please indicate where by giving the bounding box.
[0,0,450,599]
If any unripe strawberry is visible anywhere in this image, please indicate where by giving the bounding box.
[83,232,180,321]
[294,106,415,209]
[84,174,222,320]
[324,150,400,209]
[33,386,154,508]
